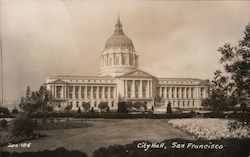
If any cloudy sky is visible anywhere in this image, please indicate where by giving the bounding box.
[0,0,249,102]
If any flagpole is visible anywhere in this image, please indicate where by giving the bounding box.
[0,37,3,107]
[0,0,3,107]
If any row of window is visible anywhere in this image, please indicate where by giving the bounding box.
[55,86,115,99]
[156,87,207,99]
[103,54,138,67]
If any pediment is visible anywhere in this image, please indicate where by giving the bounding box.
[51,79,66,84]
[118,69,156,78]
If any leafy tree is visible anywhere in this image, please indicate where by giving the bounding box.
[0,107,10,117]
[205,23,250,112]
[20,85,50,113]
[65,105,72,113]
[82,102,91,112]
[98,102,109,112]
[203,70,231,112]
[218,23,250,105]
[117,101,128,113]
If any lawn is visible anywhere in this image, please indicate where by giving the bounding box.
[1,119,193,156]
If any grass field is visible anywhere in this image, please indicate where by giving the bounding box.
[1,119,193,156]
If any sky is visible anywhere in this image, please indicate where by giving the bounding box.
[0,0,250,102]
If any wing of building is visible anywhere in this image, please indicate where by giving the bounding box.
[46,16,210,111]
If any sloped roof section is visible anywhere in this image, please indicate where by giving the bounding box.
[117,69,156,79]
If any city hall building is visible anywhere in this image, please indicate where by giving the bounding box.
[46,17,209,111]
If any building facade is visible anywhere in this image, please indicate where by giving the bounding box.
[46,17,209,111]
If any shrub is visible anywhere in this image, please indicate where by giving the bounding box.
[44,106,53,112]
[117,102,128,113]
[82,102,91,112]
[0,119,8,128]
[90,107,94,113]
[98,102,109,112]
[77,107,81,113]
[10,115,35,137]
[11,108,19,114]
[0,107,10,117]
[167,102,172,113]
[65,105,72,112]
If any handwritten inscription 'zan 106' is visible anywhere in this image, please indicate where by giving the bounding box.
[8,143,31,148]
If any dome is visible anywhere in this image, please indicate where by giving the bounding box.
[104,16,135,51]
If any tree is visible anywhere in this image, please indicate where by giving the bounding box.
[167,102,172,113]
[203,70,231,112]
[20,85,50,113]
[98,102,109,112]
[117,101,128,113]
[65,105,72,113]
[82,102,91,112]
[0,107,10,117]
[217,23,250,108]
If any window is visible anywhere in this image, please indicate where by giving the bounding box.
[161,87,164,98]
[75,86,79,98]
[81,86,85,98]
[135,81,139,98]
[109,57,112,66]
[99,87,103,98]
[111,101,114,107]
[187,101,190,106]
[69,86,73,99]
[94,102,97,107]
[192,101,195,106]
[87,86,91,98]
[142,81,147,98]
[110,87,114,99]
[115,56,119,65]
[93,87,97,99]
[105,87,108,99]
[76,101,79,108]
[178,101,180,107]
[70,101,73,107]
[201,88,204,98]
[183,101,185,107]
[56,86,62,98]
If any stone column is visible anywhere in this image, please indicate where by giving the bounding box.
[159,87,162,98]
[55,86,57,98]
[90,86,93,99]
[139,80,142,98]
[146,80,150,98]
[97,86,99,99]
[51,85,54,98]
